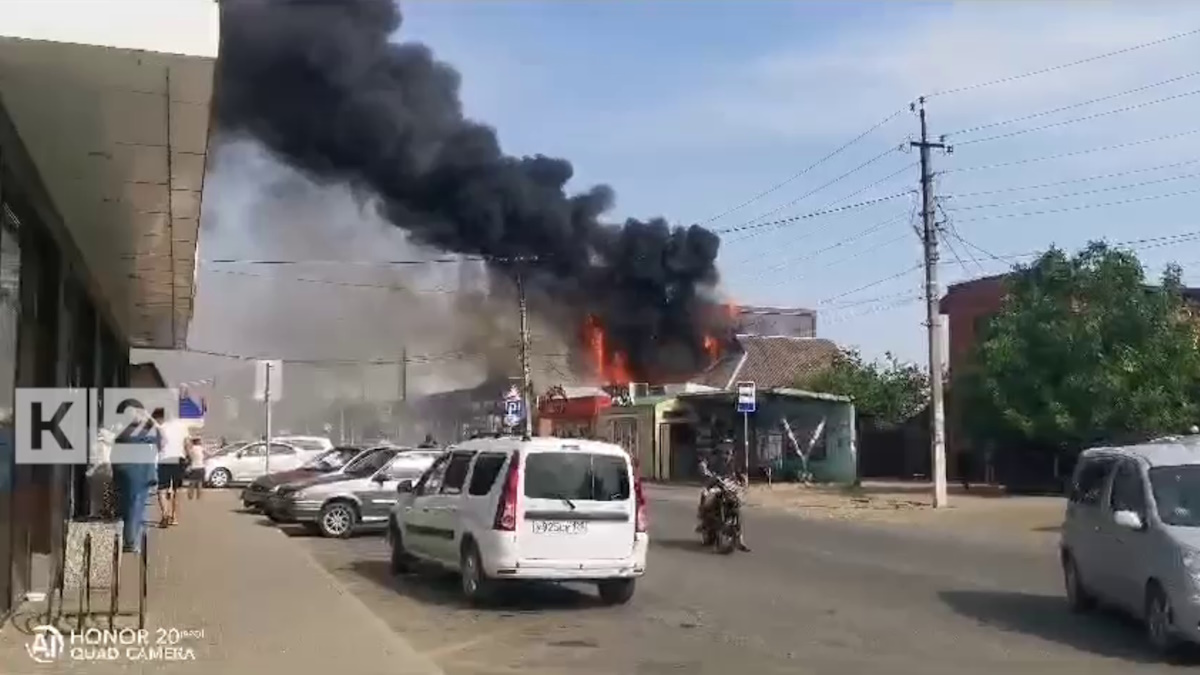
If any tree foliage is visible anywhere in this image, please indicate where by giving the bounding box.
[807,349,929,428]
[958,242,1200,453]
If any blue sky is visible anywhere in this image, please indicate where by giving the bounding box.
[392,1,1200,365]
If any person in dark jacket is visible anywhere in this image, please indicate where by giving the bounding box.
[696,442,750,552]
[418,433,438,449]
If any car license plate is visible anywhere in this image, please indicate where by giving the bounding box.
[532,520,587,535]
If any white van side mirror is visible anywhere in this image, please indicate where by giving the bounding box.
[1114,510,1145,531]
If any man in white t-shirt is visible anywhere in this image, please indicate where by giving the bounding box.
[155,416,189,526]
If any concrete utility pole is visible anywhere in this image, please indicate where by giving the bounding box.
[263,362,273,475]
[911,97,949,509]
[515,268,534,440]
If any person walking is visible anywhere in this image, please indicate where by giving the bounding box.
[154,411,188,527]
[184,436,206,500]
[112,410,160,554]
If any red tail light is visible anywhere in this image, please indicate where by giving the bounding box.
[633,467,648,534]
[493,452,521,531]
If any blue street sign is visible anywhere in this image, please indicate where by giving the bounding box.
[505,400,523,417]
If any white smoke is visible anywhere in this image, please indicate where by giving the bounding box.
[187,138,577,412]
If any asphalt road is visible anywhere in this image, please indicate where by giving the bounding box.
[287,485,1196,675]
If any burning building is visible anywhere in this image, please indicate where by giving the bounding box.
[216,0,734,388]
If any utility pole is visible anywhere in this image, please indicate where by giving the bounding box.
[911,97,949,509]
[263,362,273,475]
[398,345,407,441]
[515,268,534,440]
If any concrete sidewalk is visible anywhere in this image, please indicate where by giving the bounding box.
[0,491,443,674]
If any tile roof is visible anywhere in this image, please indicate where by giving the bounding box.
[690,336,839,390]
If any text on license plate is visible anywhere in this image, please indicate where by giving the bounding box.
[532,520,588,535]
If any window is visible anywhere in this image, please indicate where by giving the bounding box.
[382,455,435,482]
[1149,465,1200,527]
[1069,457,1117,505]
[440,452,476,495]
[344,449,396,478]
[416,456,449,496]
[241,444,265,458]
[468,453,508,496]
[267,443,296,456]
[1109,460,1147,516]
[524,452,630,502]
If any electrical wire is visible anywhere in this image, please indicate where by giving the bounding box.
[943,128,1200,174]
[954,87,1200,146]
[699,107,907,225]
[203,268,459,294]
[951,186,1200,224]
[713,190,910,237]
[925,27,1200,99]
[943,158,1200,198]
[724,145,904,231]
[946,69,1200,137]
[943,171,1200,212]
[750,211,913,287]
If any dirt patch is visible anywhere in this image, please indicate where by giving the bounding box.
[746,482,1065,546]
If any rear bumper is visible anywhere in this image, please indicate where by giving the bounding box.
[481,534,649,580]
[241,489,272,506]
[268,496,323,523]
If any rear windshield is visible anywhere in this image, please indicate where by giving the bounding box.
[524,452,630,502]
[289,439,329,451]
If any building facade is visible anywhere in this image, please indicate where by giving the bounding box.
[0,0,218,619]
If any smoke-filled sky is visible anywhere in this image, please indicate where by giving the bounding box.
[163,0,1200,392]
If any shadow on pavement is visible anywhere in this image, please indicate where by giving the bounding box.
[347,558,607,613]
[940,590,1197,664]
[652,538,708,553]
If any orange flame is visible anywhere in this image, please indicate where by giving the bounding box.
[703,334,719,362]
[584,315,633,385]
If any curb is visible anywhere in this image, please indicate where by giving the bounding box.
[279,529,446,675]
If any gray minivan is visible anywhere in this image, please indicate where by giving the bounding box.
[1060,439,1200,656]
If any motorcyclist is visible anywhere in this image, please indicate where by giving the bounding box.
[696,441,750,552]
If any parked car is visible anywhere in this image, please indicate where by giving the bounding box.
[1060,440,1200,656]
[240,445,363,510]
[387,437,648,606]
[269,448,441,538]
[204,440,321,488]
[206,440,251,460]
[273,435,334,453]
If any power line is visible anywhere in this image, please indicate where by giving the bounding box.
[204,268,459,294]
[944,171,1200,212]
[954,87,1200,146]
[816,263,925,305]
[724,145,904,231]
[751,211,913,287]
[944,128,1200,174]
[951,186,1200,224]
[943,158,1200,198]
[699,107,907,225]
[925,27,1200,98]
[713,190,910,237]
[946,69,1200,137]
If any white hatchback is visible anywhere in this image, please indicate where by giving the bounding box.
[387,437,648,605]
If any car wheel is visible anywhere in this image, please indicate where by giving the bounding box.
[1062,554,1095,613]
[597,578,636,605]
[317,501,357,539]
[388,522,412,575]
[1145,582,1181,657]
[460,541,495,605]
[208,469,231,489]
[242,499,258,511]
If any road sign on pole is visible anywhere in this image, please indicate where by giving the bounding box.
[503,393,524,428]
[736,381,756,414]
[253,360,283,402]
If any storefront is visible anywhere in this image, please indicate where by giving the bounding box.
[535,386,611,438]
[0,0,219,619]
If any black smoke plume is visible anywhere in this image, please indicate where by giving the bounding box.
[216,0,729,382]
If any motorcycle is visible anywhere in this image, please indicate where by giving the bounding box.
[697,474,746,554]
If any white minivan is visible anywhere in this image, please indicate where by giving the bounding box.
[387,437,648,605]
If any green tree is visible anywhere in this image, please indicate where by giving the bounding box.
[958,241,1200,454]
[807,349,929,428]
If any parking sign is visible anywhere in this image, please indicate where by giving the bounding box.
[736,381,756,414]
